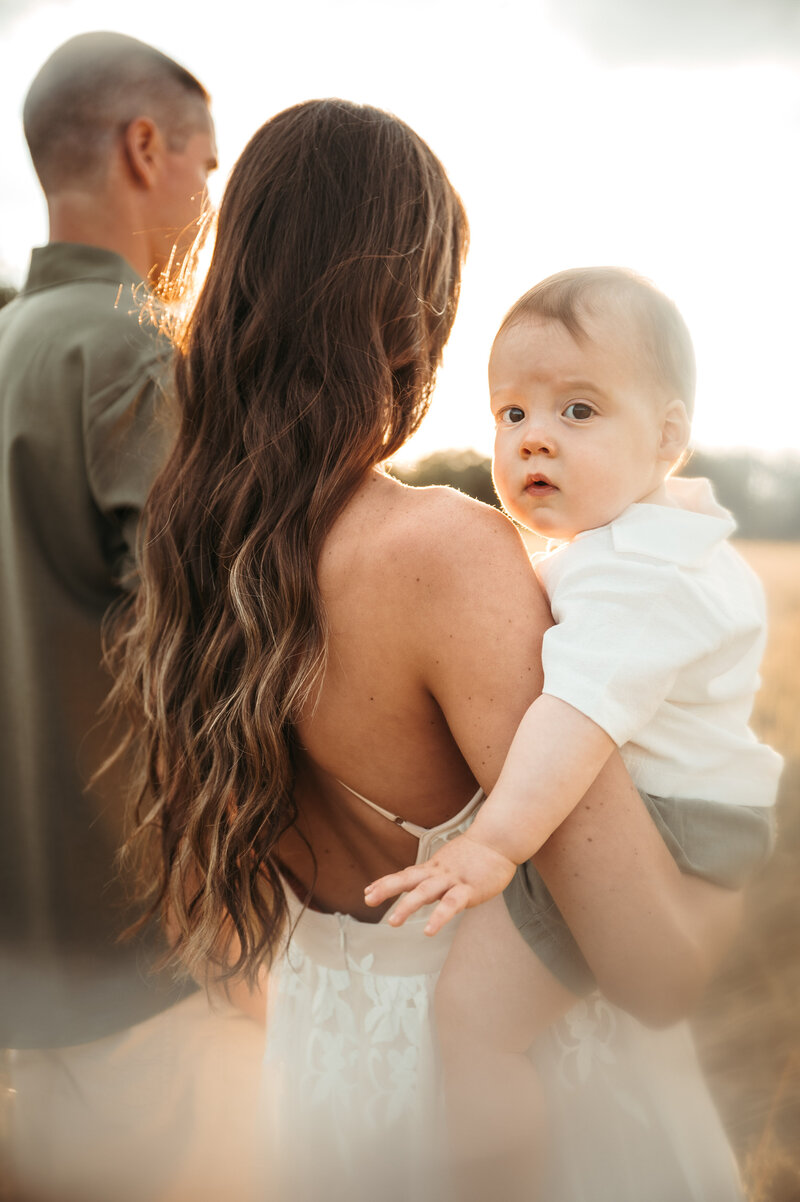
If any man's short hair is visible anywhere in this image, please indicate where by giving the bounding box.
[498,266,696,416]
[24,31,210,193]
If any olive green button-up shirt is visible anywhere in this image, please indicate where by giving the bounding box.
[1,243,189,1047]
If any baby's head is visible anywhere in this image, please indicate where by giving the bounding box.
[489,266,694,541]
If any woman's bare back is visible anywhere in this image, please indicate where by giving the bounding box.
[277,468,550,920]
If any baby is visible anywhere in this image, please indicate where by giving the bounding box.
[365,266,781,1191]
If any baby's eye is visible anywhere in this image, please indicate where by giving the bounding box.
[499,406,526,425]
[563,401,595,421]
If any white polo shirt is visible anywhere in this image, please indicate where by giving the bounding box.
[536,476,782,807]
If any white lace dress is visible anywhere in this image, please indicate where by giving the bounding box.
[260,789,743,1202]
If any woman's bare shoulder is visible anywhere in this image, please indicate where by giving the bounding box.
[379,480,550,792]
[325,472,546,623]
[385,478,528,565]
[373,477,549,626]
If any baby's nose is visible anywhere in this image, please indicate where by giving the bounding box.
[521,426,555,456]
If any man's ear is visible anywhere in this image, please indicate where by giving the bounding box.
[658,399,691,464]
[122,117,164,189]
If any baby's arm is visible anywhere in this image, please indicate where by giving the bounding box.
[468,693,615,862]
[364,694,614,933]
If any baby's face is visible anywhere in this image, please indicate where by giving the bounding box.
[490,312,673,541]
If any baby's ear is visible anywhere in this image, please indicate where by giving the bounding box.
[658,399,691,464]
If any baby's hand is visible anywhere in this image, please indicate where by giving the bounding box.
[363,833,517,935]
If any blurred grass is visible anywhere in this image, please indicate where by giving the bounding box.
[691,542,800,1202]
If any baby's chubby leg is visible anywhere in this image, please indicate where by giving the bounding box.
[435,894,579,1201]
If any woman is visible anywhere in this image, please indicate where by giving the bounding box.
[111,100,744,1201]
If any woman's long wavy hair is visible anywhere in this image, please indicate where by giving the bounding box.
[108,99,468,985]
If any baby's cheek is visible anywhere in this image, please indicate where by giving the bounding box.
[491,460,513,506]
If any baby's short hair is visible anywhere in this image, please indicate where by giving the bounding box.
[498,266,696,417]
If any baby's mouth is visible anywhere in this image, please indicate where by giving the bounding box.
[525,474,557,495]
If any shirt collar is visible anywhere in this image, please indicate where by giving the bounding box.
[23,243,143,295]
[609,476,736,567]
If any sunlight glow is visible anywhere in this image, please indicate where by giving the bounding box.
[2,0,799,461]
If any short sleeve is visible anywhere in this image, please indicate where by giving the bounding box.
[539,543,725,746]
[82,307,174,583]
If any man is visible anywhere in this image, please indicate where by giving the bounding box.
[0,33,262,1201]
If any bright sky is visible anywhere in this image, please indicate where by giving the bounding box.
[2,0,799,463]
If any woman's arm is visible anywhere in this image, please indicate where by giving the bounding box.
[408,496,740,1026]
[535,757,742,1026]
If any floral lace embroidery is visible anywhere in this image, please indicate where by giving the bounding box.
[552,993,618,1087]
[550,992,650,1127]
[267,941,438,1145]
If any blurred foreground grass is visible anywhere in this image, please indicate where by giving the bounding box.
[692,542,800,1202]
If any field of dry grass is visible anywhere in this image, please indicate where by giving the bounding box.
[692,541,800,1202]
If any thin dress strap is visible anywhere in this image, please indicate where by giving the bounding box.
[336,779,431,840]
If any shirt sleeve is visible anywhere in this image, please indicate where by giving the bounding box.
[539,541,726,746]
[82,306,174,585]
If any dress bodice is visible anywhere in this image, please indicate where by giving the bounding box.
[279,784,483,977]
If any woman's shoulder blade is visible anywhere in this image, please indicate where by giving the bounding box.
[386,480,529,567]
[325,474,545,631]
[371,480,548,634]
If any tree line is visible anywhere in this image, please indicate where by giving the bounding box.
[390,448,800,541]
[3,278,795,539]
